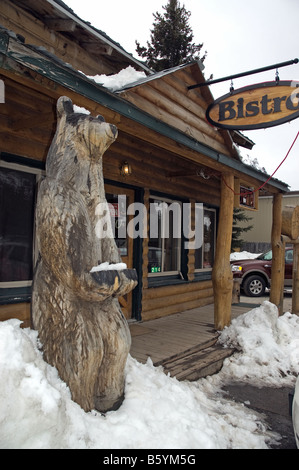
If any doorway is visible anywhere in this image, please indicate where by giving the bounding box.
[105,184,135,319]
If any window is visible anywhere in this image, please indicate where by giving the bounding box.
[106,192,128,257]
[240,185,255,209]
[194,208,216,270]
[285,249,293,264]
[0,161,42,296]
[148,197,181,275]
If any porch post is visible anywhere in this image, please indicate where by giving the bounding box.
[269,193,284,315]
[212,172,234,330]
[293,241,299,315]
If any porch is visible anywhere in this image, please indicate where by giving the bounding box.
[129,294,292,382]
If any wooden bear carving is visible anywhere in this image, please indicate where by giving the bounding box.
[31,96,137,413]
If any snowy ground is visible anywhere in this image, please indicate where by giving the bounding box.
[1,299,299,450]
[1,250,298,449]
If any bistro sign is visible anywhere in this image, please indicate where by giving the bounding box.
[206,81,299,130]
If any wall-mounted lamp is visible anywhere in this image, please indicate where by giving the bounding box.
[120,161,132,177]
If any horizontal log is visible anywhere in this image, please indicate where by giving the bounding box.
[120,90,230,156]
[103,157,221,205]
[143,279,212,300]
[0,0,114,75]
[0,131,48,161]
[133,84,226,145]
[150,78,207,120]
[282,206,299,239]
[142,287,214,313]
[141,296,214,321]
[0,303,30,328]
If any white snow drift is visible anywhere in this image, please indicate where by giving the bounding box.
[1,299,299,449]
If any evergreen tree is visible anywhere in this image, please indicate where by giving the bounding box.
[135,0,206,71]
[231,208,253,251]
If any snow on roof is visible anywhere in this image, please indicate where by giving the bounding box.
[85,66,148,92]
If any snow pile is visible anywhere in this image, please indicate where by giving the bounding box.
[90,262,127,272]
[215,301,299,387]
[86,66,147,92]
[230,251,260,261]
[1,301,299,449]
[73,104,90,115]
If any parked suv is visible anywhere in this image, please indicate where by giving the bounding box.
[231,247,293,297]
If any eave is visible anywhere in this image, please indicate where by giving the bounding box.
[8,0,152,74]
[0,29,289,194]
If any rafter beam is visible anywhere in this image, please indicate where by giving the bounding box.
[45,18,77,32]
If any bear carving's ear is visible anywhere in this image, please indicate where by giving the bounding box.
[96,114,105,122]
[57,96,74,119]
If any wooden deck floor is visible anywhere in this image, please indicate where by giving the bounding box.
[129,300,260,381]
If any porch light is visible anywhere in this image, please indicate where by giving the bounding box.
[120,161,132,177]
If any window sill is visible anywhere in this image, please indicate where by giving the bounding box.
[0,286,32,305]
[148,270,212,288]
[148,274,186,288]
[193,271,212,281]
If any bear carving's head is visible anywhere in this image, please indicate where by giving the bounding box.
[46,96,118,182]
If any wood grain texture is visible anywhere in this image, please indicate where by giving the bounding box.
[31,96,137,413]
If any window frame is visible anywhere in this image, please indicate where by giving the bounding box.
[194,206,217,273]
[148,195,182,277]
[0,158,44,303]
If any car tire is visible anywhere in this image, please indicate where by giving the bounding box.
[243,274,266,297]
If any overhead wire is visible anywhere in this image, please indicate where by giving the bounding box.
[222,129,299,196]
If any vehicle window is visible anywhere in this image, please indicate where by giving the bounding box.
[285,250,293,263]
[257,250,272,261]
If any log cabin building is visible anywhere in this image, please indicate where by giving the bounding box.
[0,0,289,329]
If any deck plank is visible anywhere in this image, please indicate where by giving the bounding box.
[129,301,252,378]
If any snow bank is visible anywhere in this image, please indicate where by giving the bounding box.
[1,301,299,449]
[215,301,299,387]
[230,251,260,261]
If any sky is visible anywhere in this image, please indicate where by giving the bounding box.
[65,0,299,190]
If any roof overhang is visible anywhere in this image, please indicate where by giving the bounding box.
[9,0,152,74]
[0,29,289,194]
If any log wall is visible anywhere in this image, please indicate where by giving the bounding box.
[141,280,214,321]
[119,64,235,159]
[0,0,129,75]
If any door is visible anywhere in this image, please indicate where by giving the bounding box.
[105,184,135,319]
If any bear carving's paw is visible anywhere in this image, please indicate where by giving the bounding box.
[117,269,138,296]
[90,270,121,295]
[90,268,137,298]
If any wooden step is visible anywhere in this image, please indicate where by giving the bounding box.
[157,343,235,382]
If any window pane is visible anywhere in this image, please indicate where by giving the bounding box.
[148,200,162,273]
[203,209,215,268]
[194,246,203,270]
[164,210,180,272]
[194,207,203,269]
[148,198,181,274]
[106,193,128,257]
[0,167,36,282]
[194,207,216,270]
